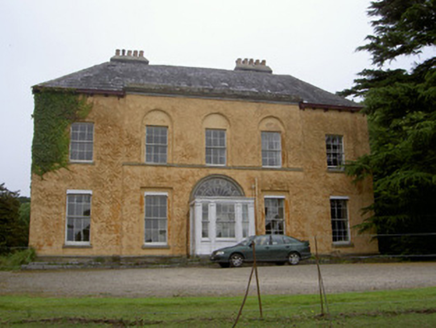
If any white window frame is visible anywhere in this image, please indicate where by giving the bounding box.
[326,135,345,170]
[191,197,255,255]
[330,196,350,244]
[145,126,168,164]
[261,132,282,168]
[144,192,168,245]
[264,195,286,235]
[196,199,254,242]
[69,122,94,163]
[65,189,92,246]
[205,129,226,166]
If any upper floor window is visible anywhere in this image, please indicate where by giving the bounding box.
[330,197,350,243]
[261,132,281,167]
[70,123,94,162]
[326,135,344,169]
[66,190,92,245]
[146,126,168,164]
[205,129,226,166]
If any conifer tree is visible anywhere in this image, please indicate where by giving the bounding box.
[340,0,436,254]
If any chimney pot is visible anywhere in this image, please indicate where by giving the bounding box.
[127,50,132,56]
[115,49,120,56]
[139,50,144,57]
[122,49,126,56]
[133,50,138,57]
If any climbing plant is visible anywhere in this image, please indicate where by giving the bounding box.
[32,89,92,176]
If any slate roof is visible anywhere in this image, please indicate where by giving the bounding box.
[34,54,360,109]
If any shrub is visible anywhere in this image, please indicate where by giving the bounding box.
[0,248,36,271]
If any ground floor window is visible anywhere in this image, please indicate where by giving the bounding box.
[66,190,91,244]
[242,204,249,238]
[202,203,209,238]
[330,197,350,243]
[144,193,168,244]
[216,203,235,238]
[264,197,285,235]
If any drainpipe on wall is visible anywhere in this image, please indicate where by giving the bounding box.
[254,178,259,235]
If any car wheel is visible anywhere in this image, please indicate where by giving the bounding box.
[230,253,244,267]
[219,262,230,268]
[288,252,301,265]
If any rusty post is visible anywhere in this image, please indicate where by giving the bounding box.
[253,242,263,318]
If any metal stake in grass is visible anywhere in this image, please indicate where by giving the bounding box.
[314,236,330,319]
[233,241,263,327]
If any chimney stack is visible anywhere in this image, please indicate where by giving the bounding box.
[234,58,272,73]
[110,49,149,64]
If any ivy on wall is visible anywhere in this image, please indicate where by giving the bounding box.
[32,89,92,176]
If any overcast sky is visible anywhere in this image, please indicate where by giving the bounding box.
[0,0,383,197]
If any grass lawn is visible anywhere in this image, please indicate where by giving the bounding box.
[1,287,435,327]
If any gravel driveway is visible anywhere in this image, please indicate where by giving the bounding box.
[1,262,435,298]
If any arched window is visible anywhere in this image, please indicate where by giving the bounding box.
[193,176,244,198]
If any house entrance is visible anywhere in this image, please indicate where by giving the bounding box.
[190,176,255,256]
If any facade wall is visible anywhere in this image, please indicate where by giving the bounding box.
[29,93,377,257]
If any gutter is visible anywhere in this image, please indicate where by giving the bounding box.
[299,102,363,113]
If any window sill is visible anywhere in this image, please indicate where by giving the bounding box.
[142,244,170,249]
[327,168,345,173]
[332,242,354,248]
[145,162,168,165]
[215,238,237,242]
[69,161,95,165]
[206,164,227,167]
[63,244,92,248]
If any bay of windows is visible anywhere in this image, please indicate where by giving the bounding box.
[199,200,252,240]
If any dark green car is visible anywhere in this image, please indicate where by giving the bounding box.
[210,235,311,268]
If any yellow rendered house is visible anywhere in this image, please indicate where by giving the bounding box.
[29,50,377,259]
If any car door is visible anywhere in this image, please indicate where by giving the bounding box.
[269,235,288,261]
[252,235,272,261]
